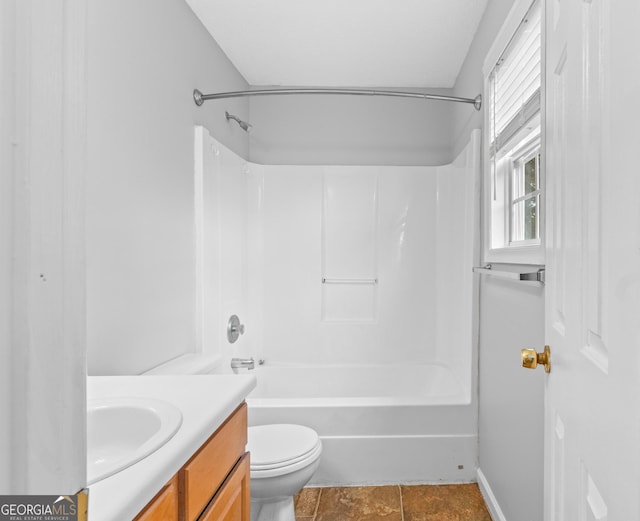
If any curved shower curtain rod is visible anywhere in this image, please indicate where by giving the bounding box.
[193,88,482,111]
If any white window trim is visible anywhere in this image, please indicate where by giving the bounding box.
[482,0,546,265]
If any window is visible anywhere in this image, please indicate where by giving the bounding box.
[483,0,544,264]
[511,147,540,243]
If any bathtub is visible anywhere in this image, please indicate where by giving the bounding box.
[246,362,477,486]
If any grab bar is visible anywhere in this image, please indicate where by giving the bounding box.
[473,265,545,284]
[322,277,378,284]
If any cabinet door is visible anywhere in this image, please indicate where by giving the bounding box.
[200,454,250,521]
[134,475,179,521]
[183,403,248,521]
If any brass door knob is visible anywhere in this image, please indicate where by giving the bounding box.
[521,345,551,373]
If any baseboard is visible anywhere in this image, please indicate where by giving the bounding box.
[477,468,508,521]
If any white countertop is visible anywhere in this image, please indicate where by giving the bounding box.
[87,374,256,521]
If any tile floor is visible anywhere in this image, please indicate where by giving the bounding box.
[294,484,492,521]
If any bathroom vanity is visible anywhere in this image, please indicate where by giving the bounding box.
[87,375,256,521]
[135,403,249,520]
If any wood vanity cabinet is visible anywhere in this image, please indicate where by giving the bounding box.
[134,402,250,521]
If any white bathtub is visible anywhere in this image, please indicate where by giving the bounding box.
[246,363,477,486]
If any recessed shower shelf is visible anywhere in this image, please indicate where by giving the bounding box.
[473,265,545,284]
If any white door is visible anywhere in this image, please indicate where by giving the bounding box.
[544,0,640,519]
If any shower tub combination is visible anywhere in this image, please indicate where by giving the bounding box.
[195,127,481,486]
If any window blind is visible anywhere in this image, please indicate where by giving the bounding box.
[489,0,541,153]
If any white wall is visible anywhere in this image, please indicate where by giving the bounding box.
[86,0,251,375]
[477,275,544,521]
[248,87,454,166]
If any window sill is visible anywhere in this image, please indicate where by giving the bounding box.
[484,244,545,265]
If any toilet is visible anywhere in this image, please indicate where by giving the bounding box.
[248,424,322,521]
[144,355,322,521]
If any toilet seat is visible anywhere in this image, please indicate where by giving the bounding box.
[248,424,322,478]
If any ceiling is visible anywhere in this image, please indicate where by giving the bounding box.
[185,0,489,88]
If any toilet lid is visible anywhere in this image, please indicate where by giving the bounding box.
[248,424,320,470]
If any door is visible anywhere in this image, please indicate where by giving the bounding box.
[544,0,640,519]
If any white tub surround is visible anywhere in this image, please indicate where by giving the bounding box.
[250,133,480,382]
[87,375,255,521]
[195,129,480,380]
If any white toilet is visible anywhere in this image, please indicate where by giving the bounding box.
[144,355,322,521]
[248,424,322,521]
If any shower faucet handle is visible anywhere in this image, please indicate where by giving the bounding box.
[227,315,245,343]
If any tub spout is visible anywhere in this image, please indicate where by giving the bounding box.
[231,357,255,370]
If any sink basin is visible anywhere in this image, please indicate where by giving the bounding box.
[87,397,183,485]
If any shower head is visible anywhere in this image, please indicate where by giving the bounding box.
[225,111,252,133]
